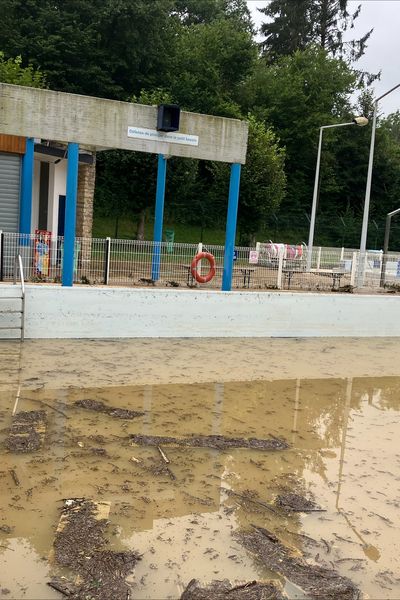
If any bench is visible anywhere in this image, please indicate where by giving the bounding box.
[310,268,347,290]
[180,264,255,288]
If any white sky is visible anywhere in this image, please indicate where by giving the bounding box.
[247,0,400,114]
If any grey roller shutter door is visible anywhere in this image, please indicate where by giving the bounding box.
[0,153,21,233]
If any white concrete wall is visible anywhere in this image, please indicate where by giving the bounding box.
[0,285,398,339]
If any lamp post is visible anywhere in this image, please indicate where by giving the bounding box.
[306,116,369,271]
[358,83,400,287]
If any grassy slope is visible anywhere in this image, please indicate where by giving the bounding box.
[92,215,227,245]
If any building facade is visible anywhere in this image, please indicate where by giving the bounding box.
[0,135,95,238]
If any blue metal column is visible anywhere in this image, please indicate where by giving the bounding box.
[151,154,167,281]
[62,143,79,287]
[222,163,241,291]
[19,137,34,237]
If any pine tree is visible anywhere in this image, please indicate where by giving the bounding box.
[260,0,373,64]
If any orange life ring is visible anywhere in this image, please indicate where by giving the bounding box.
[191,251,216,284]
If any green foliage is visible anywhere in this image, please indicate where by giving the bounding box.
[0,51,45,87]
[240,47,357,217]
[0,0,176,98]
[260,0,373,63]
[170,18,257,117]
[209,116,286,242]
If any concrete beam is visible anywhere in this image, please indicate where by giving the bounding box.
[0,84,248,164]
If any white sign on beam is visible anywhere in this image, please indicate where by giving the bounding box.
[127,126,199,146]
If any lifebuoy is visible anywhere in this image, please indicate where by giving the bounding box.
[190,251,216,284]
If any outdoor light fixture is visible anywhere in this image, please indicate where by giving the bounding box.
[306,116,369,271]
[353,116,369,126]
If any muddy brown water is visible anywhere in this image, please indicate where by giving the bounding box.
[0,338,400,599]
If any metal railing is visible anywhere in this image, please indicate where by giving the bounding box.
[0,231,400,293]
[13,254,25,341]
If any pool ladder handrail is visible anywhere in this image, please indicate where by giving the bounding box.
[0,254,25,341]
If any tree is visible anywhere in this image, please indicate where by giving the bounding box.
[169,17,257,117]
[0,51,45,87]
[173,0,253,32]
[240,47,357,225]
[208,115,286,243]
[0,0,176,99]
[260,0,373,64]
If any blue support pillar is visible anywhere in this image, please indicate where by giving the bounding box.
[62,142,79,287]
[151,154,167,281]
[19,137,34,240]
[222,163,241,291]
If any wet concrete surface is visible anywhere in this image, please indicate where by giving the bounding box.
[0,338,400,599]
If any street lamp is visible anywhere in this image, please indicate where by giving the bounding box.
[358,83,400,286]
[307,116,369,271]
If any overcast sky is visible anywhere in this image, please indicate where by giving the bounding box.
[247,0,400,115]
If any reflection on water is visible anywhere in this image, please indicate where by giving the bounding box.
[0,340,400,599]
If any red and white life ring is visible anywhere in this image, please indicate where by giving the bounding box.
[190,252,216,284]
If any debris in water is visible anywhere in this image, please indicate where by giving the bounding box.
[130,434,288,451]
[275,493,325,513]
[5,411,47,453]
[50,498,141,600]
[180,578,286,599]
[9,468,20,487]
[237,526,360,599]
[74,399,144,420]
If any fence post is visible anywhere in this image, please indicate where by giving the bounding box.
[104,237,111,285]
[316,246,322,270]
[340,247,344,261]
[277,247,284,289]
[350,252,357,287]
[256,241,261,254]
[197,242,202,278]
[0,231,3,282]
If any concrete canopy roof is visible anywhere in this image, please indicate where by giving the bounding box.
[0,84,248,164]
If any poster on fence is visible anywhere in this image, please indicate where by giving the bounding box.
[249,250,259,264]
[34,229,51,277]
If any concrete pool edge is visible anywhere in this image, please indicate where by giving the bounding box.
[1,284,399,339]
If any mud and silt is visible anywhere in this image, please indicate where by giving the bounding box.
[1,343,400,599]
[74,399,144,420]
[51,499,141,600]
[237,526,360,600]
[180,578,286,599]
[5,410,47,453]
[130,434,288,451]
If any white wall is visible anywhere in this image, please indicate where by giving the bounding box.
[32,156,67,237]
[1,285,398,339]
[31,159,40,231]
[49,160,66,236]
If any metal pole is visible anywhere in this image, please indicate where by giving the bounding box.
[0,231,3,282]
[19,137,34,243]
[380,207,400,287]
[307,122,356,272]
[359,83,400,287]
[104,236,111,285]
[358,102,378,286]
[307,127,323,271]
[222,163,241,291]
[62,142,79,287]
[151,154,167,281]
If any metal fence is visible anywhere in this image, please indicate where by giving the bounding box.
[1,231,400,292]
